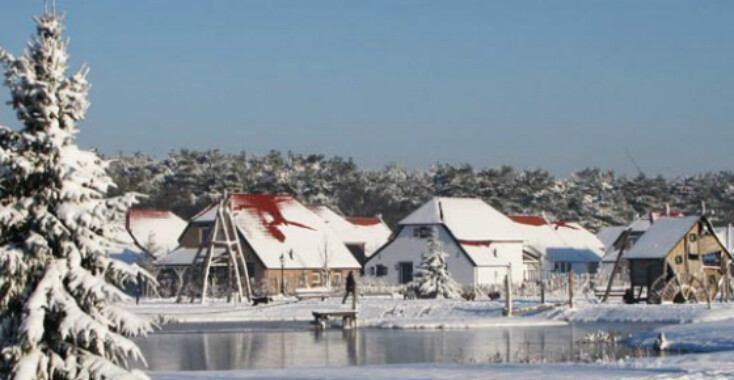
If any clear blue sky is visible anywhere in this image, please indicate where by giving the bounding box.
[1,1,732,176]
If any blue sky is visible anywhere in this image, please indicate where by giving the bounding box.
[1,1,732,176]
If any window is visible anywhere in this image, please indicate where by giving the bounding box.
[332,273,342,287]
[376,264,388,277]
[414,226,433,238]
[688,234,698,243]
[246,263,256,278]
[675,256,683,265]
[199,226,212,244]
[554,262,571,273]
[587,262,599,274]
[311,272,321,286]
[702,251,722,268]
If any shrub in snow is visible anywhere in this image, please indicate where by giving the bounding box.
[0,9,152,380]
[406,228,461,299]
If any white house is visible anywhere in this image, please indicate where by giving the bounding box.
[365,197,524,287]
[310,206,392,266]
[511,215,604,277]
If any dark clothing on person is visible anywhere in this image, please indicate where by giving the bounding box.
[342,272,356,304]
[346,273,355,291]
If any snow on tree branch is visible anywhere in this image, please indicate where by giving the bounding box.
[0,9,153,380]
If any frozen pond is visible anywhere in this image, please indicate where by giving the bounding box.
[135,321,666,371]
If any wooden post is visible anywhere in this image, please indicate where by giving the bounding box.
[602,230,630,303]
[540,280,545,304]
[725,259,731,303]
[504,264,513,317]
[352,280,358,311]
[199,215,220,304]
[568,269,574,309]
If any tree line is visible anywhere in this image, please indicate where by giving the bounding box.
[107,149,734,230]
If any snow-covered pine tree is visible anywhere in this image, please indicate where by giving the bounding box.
[408,227,461,299]
[0,8,152,380]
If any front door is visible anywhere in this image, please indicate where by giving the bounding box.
[398,262,414,284]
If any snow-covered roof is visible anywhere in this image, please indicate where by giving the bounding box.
[127,209,187,259]
[597,226,626,251]
[628,211,684,232]
[399,197,523,242]
[155,247,228,266]
[600,213,686,263]
[512,216,604,263]
[310,206,392,258]
[624,216,700,260]
[187,194,360,270]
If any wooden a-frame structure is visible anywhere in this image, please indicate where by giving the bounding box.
[176,196,253,304]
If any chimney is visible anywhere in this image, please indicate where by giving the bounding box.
[664,203,670,217]
[649,210,655,225]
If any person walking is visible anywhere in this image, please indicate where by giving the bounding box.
[342,271,356,304]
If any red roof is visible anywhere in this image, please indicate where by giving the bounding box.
[652,210,683,218]
[128,209,176,220]
[230,194,314,242]
[346,217,382,226]
[458,240,492,247]
[127,209,180,230]
[510,215,547,226]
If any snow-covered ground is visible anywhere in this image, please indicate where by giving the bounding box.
[126,297,563,329]
[546,302,734,324]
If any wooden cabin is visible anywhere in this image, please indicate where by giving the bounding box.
[156,194,361,297]
[624,215,732,304]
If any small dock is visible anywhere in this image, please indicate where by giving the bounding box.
[312,310,358,329]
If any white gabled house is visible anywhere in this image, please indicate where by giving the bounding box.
[511,215,604,277]
[365,197,524,287]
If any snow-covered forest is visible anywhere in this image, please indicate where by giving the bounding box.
[107,150,734,230]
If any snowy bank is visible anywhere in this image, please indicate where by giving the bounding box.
[628,318,734,353]
[545,302,734,324]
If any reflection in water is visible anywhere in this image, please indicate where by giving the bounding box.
[134,323,661,371]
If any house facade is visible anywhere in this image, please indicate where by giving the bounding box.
[365,197,524,287]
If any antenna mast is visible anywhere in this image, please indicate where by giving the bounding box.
[625,148,645,177]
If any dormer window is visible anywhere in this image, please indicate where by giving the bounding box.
[413,226,433,238]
